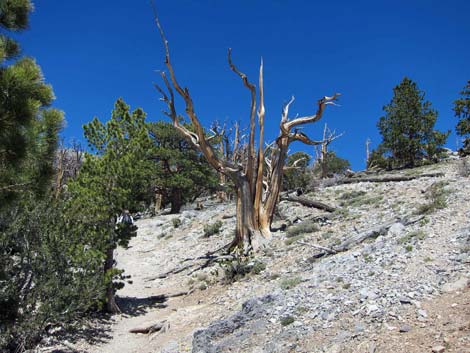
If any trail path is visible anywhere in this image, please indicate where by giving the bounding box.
[49,158,470,353]
[78,202,263,353]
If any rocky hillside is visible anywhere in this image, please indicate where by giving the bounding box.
[42,158,469,353]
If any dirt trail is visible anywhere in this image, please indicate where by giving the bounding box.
[77,204,247,353]
[47,159,470,353]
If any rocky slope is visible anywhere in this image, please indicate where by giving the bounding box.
[41,158,469,353]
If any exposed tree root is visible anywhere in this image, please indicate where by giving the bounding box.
[145,252,234,281]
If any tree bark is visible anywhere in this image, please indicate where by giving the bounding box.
[154,191,163,213]
[321,124,328,178]
[129,321,168,334]
[230,177,265,253]
[153,15,339,252]
[309,215,424,258]
[169,189,182,214]
[104,246,120,314]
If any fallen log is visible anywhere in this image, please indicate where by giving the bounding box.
[276,213,333,231]
[145,263,193,281]
[331,172,444,186]
[281,195,336,212]
[130,320,168,334]
[310,215,424,258]
[297,240,336,254]
[145,253,234,282]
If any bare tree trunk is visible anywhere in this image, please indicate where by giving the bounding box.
[217,133,228,202]
[152,13,339,252]
[366,138,371,166]
[230,177,266,253]
[104,246,119,314]
[154,191,163,213]
[54,153,65,199]
[321,124,329,178]
[170,189,182,214]
[217,174,227,202]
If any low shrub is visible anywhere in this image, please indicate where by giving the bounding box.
[280,315,295,326]
[280,276,303,290]
[415,181,449,214]
[221,257,266,283]
[172,218,182,228]
[339,190,383,207]
[339,190,366,200]
[285,234,304,246]
[286,221,319,238]
[203,220,223,237]
[399,230,426,244]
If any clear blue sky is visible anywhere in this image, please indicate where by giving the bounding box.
[20,0,470,170]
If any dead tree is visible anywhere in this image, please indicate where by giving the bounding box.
[315,123,344,178]
[54,139,83,198]
[153,15,339,253]
[365,138,371,166]
[209,122,232,202]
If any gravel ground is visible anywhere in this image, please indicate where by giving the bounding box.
[38,158,470,353]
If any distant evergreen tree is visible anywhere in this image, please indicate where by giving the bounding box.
[375,77,449,168]
[367,144,391,170]
[283,151,311,191]
[453,80,470,155]
[0,0,64,205]
[148,121,218,213]
[312,151,351,177]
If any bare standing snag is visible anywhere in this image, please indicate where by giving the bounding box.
[153,11,339,253]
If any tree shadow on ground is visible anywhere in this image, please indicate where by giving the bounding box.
[47,314,114,351]
[46,294,169,351]
[115,294,169,317]
[43,295,171,351]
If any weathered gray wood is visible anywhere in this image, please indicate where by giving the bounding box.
[129,321,167,334]
[281,195,336,212]
[310,215,424,258]
[332,173,444,186]
[297,241,337,254]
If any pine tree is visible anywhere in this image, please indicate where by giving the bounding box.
[148,121,218,213]
[0,0,64,204]
[453,80,470,155]
[313,151,350,177]
[73,98,154,312]
[283,151,311,191]
[376,77,449,168]
[0,3,83,350]
[0,197,107,351]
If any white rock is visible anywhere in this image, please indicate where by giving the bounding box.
[388,223,405,237]
[431,345,446,353]
[441,277,468,292]
[366,304,379,313]
[417,309,428,318]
